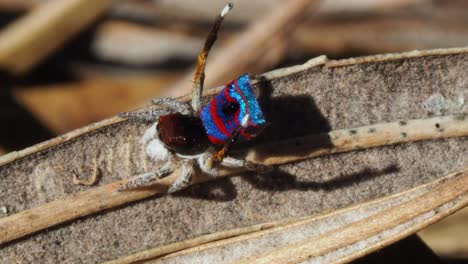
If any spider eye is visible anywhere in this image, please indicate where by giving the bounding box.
[222,102,239,116]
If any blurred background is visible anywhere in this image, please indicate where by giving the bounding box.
[0,0,466,262]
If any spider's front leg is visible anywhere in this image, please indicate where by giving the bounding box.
[198,152,272,178]
[167,159,195,193]
[222,156,271,173]
[117,160,173,191]
[119,108,171,122]
[151,98,193,115]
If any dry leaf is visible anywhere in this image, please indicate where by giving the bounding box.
[0,48,467,263]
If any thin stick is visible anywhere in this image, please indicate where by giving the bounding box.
[0,0,112,75]
[0,115,466,245]
[247,114,468,165]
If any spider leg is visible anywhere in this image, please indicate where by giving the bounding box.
[167,160,195,193]
[117,161,173,191]
[198,152,219,177]
[191,3,233,113]
[222,156,272,173]
[199,151,271,176]
[207,114,250,170]
[119,109,171,122]
[151,98,192,115]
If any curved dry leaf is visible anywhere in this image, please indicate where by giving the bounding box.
[107,167,467,263]
[0,48,467,263]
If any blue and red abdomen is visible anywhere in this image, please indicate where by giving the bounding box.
[200,74,266,144]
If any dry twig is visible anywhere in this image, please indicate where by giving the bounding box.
[0,0,112,75]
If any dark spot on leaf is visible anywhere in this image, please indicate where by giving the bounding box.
[401,132,407,137]
[368,128,376,133]
[349,129,357,135]
[399,121,407,126]
[435,123,440,128]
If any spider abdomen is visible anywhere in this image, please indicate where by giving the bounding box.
[201,74,266,144]
[157,113,210,155]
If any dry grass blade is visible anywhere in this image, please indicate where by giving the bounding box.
[103,217,309,264]
[238,168,468,264]
[0,0,112,75]
[105,167,468,263]
[0,114,466,245]
[248,114,468,165]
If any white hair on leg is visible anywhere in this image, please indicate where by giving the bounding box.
[198,152,218,177]
[221,156,245,167]
[220,3,233,17]
[168,160,194,193]
[241,114,250,128]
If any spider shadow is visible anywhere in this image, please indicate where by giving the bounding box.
[243,164,400,192]
[173,177,238,202]
[232,76,334,161]
[174,163,400,201]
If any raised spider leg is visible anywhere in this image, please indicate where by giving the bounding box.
[118,109,171,122]
[167,160,195,193]
[151,98,192,115]
[117,161,173,191]
[191,3,233,113]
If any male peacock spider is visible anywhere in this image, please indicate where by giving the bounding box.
[118,3,268,193]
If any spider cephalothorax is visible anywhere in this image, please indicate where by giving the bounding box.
[158,113,209,156]
[118,3,267,193]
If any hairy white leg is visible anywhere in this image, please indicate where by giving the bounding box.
[118,161,173,191]
[221,156,245,167]
[168,160,195,193]
[198,152,218,177]
[221,156,273,173]
[119,109,171,122]
[151,98,192,115]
